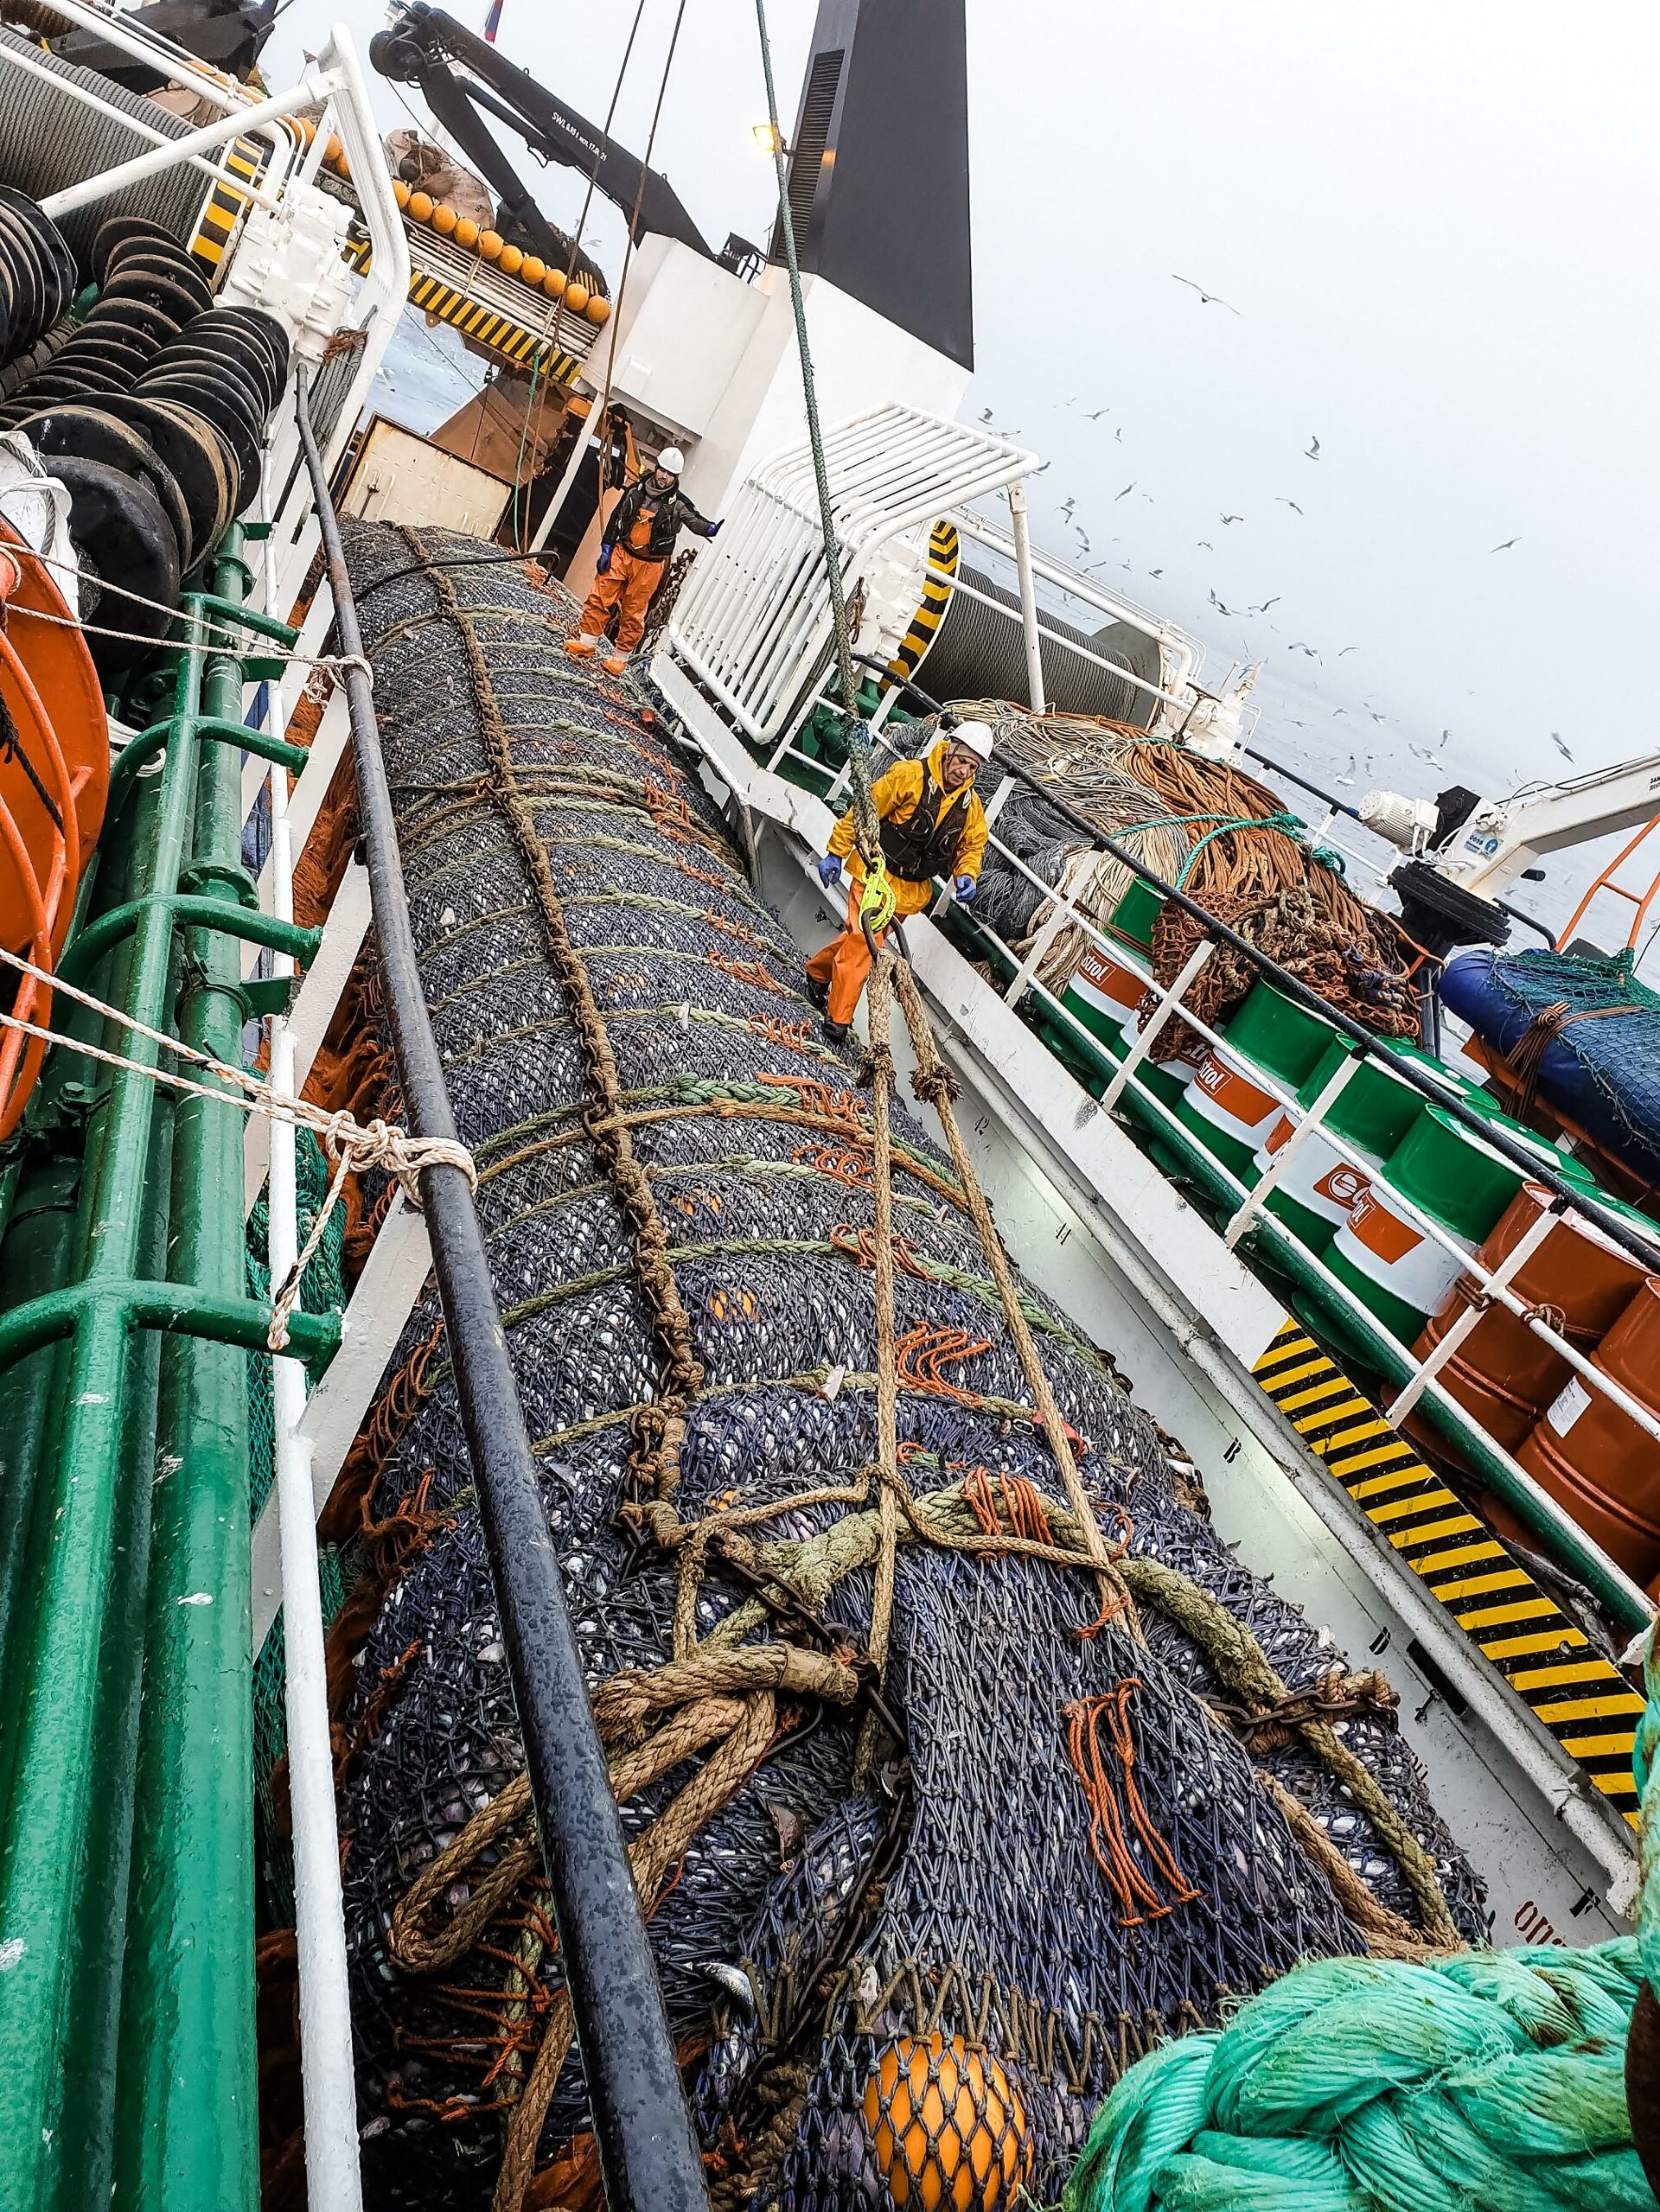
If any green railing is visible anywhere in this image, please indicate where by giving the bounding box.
[0,527,338,2212]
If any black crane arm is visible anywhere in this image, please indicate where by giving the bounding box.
[370,3,712,263]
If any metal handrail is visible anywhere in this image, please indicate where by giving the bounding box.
[760,692,1659,1629]
[294,373,707,2211]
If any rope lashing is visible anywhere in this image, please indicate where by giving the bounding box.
[0,942,473,1351]
[266,1111,476,1352]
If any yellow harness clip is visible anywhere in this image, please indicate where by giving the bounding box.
[858,855,897,934]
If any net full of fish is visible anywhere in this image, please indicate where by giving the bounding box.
[331,524,1484,2211]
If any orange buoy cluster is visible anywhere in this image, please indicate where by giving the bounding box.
[0,518,109,1139]
[386,175,612,324]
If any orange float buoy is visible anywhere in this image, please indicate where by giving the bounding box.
[565,280,590,316]
[520,253,545,286]
[585,293,611,325]
[860,2034,1030,2210]
[1407,1182,1649,1451]
[392,179,411,209]
[477,230,503,260]
[408,189,434,224]
[454,216,480,250]
[431,201,458,235]
[0,523,107,1138]
[1516,1277,1660,1584]
[323,133,343,168]
[498,243,523,276]
[541,265,566,297]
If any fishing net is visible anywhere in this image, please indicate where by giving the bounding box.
[1456,947,1660,1190]
[945,704,1421,1058]
[330,525,1483,2212]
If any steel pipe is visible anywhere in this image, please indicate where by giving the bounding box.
[294,370,708,2210]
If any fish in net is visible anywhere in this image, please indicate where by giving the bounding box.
[327,525,1484,2212]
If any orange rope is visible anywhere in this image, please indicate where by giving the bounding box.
[1063,1680,1198,1924]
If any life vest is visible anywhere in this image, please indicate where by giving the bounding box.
[878,768,972,884]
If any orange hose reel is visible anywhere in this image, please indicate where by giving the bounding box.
[0,517,108,1140]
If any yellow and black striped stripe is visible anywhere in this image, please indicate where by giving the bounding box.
[188,133,271,273]
[345,237,583,385]
[885,517,959,685]
[1253,1318,1643,1824]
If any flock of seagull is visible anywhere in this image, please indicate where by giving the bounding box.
[969,272,1562,774]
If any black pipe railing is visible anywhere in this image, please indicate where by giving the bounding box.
[843,660,1660,1278]
[296,373,707,2210]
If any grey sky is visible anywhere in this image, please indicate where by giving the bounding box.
[271,2,1659,931]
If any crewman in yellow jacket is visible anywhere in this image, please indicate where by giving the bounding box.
[806,720,994,1038]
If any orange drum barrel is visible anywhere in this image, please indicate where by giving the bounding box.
[1406,1182,1649,1452]
[1516,1278,1660,1585]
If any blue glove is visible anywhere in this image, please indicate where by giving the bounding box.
[954,875,977,904]
[596,542,612,575]
[706,518,723,537]
[817,854,842,889]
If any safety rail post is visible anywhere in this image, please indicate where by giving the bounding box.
[294,372,709,2210]
[1222,1050,1363,1251]
[255,470,364,2206]
[1007,479,1047,712]
[1100,939,1216,1110]
[1386,1199,1565,1429]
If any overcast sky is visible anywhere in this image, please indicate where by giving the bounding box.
[271,1,1660,932]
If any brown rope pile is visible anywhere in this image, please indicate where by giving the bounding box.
[951,704,1421,1057]
[1119,742,1421,1057]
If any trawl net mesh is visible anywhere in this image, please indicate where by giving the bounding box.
[334,525,1483,2212]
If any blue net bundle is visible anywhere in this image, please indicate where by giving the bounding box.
[1441,946,1660,1194]
[331,525,1484,2212]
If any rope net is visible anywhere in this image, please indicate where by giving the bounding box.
[329,526,1483,2211]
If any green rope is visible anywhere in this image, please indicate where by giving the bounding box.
[754,0,877,854]
[1062,1627,1660,2211]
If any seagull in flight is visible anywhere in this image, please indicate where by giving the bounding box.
[1305,436,1321,460]
[1490,536,1521,553]
[1084,406,1110,421]
[1208,588,1242,616]
[979,405,994,422]
[1248,596,1280,613]
[1172,274,1240,314]
[1551,731,1574,762]
[1337,644,1358,656]
[1114,426,1124,443]
[1197,539,1215,551]
[1114,481,1136,500]
[1221,513,1243,526]
[1275,497,1304,514]
[1148,568,1164,577]
[1059,496,1076,521]
[1076,526,1091,551]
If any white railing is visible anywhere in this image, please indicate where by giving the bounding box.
[666,404,1037,744]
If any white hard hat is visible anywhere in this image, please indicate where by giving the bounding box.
[655,445,685,475]
[947,717,995,763]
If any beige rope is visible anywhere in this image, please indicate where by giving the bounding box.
[888,959,1137,1638]
[0,943,476,1348]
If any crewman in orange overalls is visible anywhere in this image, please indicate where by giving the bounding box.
[806,720,994,1039]
[563,445,719,675]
